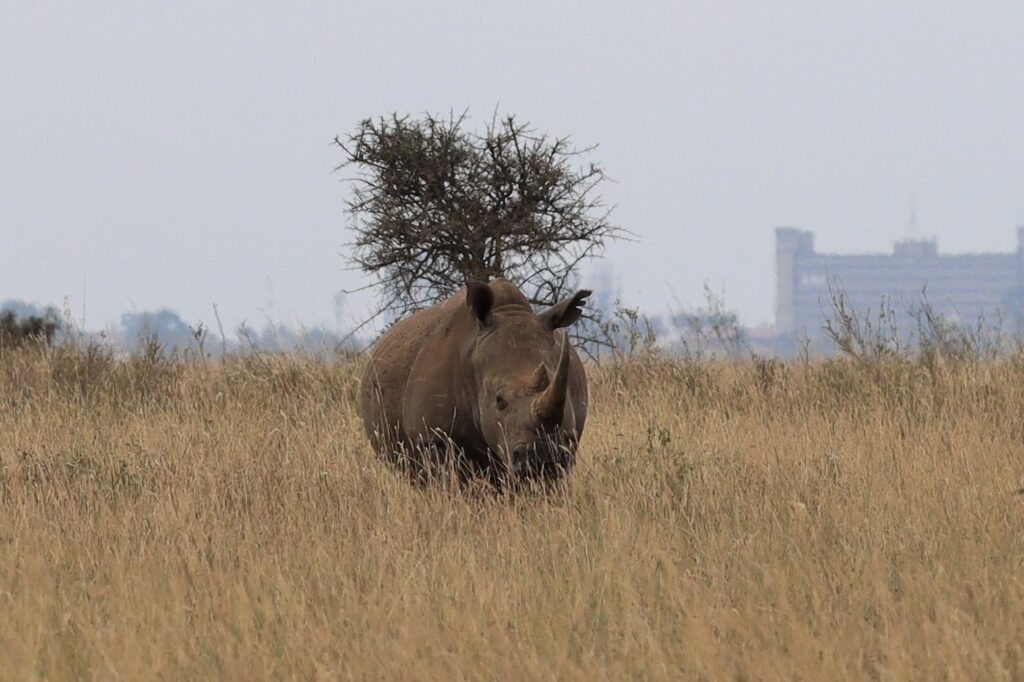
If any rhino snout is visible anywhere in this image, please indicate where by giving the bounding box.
[509,438,577,478]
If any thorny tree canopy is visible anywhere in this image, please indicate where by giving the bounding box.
[335,112,623,323]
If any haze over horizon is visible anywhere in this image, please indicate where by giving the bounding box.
[3,2,1023,336]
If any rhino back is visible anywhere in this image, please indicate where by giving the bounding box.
[359,295,469,453]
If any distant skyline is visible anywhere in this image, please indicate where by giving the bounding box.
[3,2,1023,335]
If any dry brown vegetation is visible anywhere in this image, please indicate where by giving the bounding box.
[1,344,1022,680]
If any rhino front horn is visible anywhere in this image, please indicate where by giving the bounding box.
[533,333,570,424]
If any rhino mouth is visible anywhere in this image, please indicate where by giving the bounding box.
[507,436,577,481]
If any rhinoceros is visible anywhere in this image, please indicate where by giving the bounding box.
[359,278,591,485]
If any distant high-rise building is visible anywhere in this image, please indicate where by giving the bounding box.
[775,227,1024,339]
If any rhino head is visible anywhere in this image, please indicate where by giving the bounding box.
[464,280,590,481]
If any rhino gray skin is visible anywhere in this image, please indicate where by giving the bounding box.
[359,278,591,485]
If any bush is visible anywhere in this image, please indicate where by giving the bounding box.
[0,309,59,349]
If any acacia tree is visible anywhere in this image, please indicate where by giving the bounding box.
[335,112,623,325]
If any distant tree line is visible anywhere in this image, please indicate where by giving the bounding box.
[0,310,59,348]
[0,301,61,349]
[0,300,364,355]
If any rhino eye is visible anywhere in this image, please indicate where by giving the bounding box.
[495,395,508,411]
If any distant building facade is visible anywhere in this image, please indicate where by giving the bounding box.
[775,227,1024,339]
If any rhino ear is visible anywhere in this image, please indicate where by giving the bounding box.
[540,289,592,330]
[466,280,495,326]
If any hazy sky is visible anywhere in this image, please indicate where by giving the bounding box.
[3,2,1023,334]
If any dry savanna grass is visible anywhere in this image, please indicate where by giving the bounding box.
[1,343,1022,680]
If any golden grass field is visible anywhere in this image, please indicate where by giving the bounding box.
[1,344,1022,680]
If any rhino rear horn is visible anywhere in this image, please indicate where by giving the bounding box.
[533,333,571,423]
[529,363,550,392]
